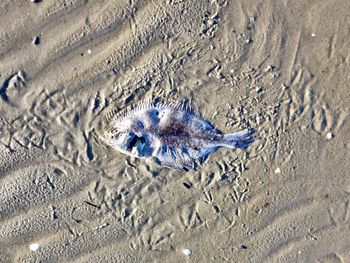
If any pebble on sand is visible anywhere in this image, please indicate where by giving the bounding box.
[326,132,334,140]
[29,243,40,252]
[182,248,192,256]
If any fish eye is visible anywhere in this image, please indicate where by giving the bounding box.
[110,127,118,134]
[107,128,120,139]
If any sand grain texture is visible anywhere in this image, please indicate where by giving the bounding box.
[0,0,350,262]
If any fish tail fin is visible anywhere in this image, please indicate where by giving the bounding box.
[220,129,255,149]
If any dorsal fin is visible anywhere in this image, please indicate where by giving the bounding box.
[104,108,119,123]
[103,98,199,130]
[153,99,199,115]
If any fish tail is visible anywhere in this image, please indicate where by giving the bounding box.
[221,129,255,149]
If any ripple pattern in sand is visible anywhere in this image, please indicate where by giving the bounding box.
[1,0,350,262]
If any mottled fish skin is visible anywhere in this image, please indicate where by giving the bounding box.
[103,101,254,171]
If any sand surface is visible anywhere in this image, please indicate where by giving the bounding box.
[1,1,350,262]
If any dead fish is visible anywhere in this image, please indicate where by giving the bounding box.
[103,101,254,171]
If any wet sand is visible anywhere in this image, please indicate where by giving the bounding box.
[0,0,350,262]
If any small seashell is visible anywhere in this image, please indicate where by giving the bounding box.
[255,87,263,93]
[29,243,40,252]
[326,132,333,140]
[32,36,40,45]
[182,248,192,256]
[264,65,274,72]
[274,168,281,174]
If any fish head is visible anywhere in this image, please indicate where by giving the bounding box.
[104,118,154,158]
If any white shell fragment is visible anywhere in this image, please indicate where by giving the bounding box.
[274,168,281,174]
[29,243,40,252]
[326,132,333,140]
[182,248,192,256]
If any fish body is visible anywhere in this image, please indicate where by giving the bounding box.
[103,101,254,171]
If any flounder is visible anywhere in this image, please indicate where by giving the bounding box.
[103,101,254,171]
